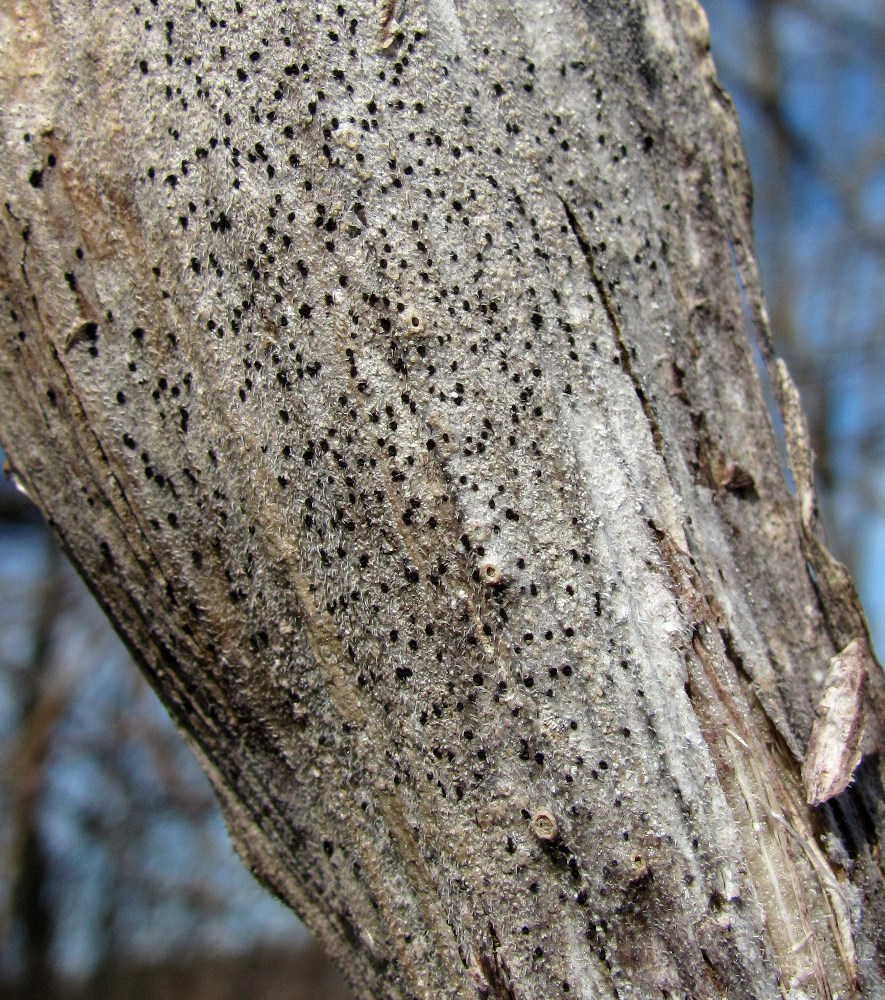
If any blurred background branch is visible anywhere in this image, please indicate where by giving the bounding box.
[0,1,882,996]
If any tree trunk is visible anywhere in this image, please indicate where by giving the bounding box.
[2,0,884,996]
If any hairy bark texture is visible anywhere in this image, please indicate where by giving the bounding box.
[2,0,885,996]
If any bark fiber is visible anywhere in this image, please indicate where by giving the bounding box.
[2,0,885,996]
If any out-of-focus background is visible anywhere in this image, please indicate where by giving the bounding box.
[0,3,882,997]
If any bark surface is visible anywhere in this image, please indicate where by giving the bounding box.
[2,0,885,997]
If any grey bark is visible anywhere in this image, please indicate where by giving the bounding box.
[1,0,884,997]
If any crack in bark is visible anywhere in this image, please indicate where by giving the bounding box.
[45,342,176,603]
[690,633,850,998]
[473,921,515,1000]
[557,194,665,457]
[645,516,855,992]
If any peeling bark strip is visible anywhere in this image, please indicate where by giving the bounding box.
[2,0,885,997]
[803,639,869,806]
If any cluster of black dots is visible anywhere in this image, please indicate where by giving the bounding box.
[104,0,672,831]
[0,2,719,981]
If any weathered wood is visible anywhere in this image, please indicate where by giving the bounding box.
[2,0,884,996]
